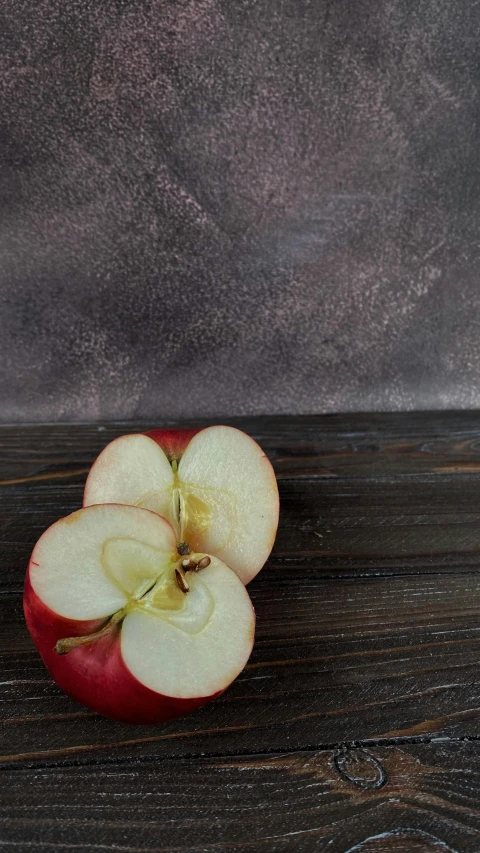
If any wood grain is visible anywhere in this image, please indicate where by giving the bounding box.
[2,414,480,850]
[1,743,480,852]
[3,572,480,764]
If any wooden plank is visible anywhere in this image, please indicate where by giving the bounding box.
[4,478,480,590]
[3,414,480,852]
[4,412,480,482]
[1,742,479,852]
[3,567,480,765]
[4,413,480,589]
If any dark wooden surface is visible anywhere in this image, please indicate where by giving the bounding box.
[2,412,480,851]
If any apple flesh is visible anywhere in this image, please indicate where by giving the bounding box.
[24,504,255,725]
[83,426,279,586]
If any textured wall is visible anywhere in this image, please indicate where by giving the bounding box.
[1,0,479,421]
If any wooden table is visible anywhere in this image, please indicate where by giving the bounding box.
[2,413,480,851]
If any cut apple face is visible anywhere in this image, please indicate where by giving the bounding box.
[84,426,279,585]
[24,505,255,723]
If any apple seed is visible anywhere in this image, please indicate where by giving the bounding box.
[175,565,190,593]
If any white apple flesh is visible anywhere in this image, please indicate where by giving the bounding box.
[83,426,279,585]
[24,504,255,724]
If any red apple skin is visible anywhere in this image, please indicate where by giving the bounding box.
[145,428,202,462]
[23,565,223,726]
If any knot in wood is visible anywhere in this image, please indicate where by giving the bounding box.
[333,748,387,790]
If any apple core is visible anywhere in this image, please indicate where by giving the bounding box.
[54,538,215,655]
[84,426,280,584]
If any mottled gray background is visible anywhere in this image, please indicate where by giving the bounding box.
[0,0,479,422]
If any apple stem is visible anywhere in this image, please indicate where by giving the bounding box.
[54,608,127,655]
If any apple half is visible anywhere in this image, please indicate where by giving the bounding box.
[84,426,279,585]
[24,504,255,724]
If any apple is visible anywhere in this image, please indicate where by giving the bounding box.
[24,504,255,725]
[84,426,279,585]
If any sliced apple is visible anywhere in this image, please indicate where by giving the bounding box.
[84,426,279,584]
[24,504,255,724]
